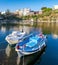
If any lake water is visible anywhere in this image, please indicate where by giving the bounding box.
[0,22,58,65]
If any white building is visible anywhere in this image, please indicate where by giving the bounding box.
[23,8,30,16]
[53,5,58,10]
[15,8,30,16]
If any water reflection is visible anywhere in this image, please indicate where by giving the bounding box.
[1,26,6,33]
[0,25,33,34]
[0,44,46,65]
[52,34,58,39]
[1,22,58,34]
[6,44,11,57]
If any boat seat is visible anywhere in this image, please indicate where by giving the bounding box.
[26,40,37,47]
[29,35,39,41]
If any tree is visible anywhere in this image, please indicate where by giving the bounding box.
[41,7,52,16]
[41,7,47,11]
[41,7,52,12]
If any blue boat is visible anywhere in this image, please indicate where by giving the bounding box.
[15,33,46,56]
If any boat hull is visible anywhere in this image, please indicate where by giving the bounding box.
[6,37,19,44]
[16,42,46,56]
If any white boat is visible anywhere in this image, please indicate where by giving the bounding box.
[15,33,46,56]
[5,31,26,46]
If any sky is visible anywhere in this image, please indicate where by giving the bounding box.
[0,0,58,12]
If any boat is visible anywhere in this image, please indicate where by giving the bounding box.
[18,47,46,65]
[15,33,46,56]
[5,31,26,46]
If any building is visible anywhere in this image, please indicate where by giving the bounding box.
[15,8,31,16]
[14,10,23,16]
[14,8,42,17]
[29,11,34,16]
[23,8,30,16]
[53,5,58,10]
